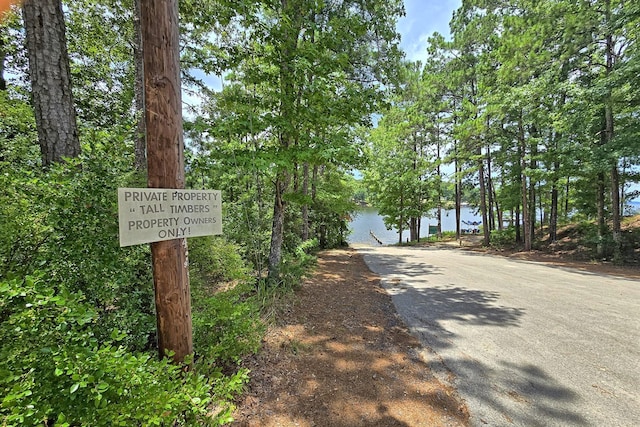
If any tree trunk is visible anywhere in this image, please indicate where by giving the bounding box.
[23,0,80,167]
[398,190,404,244]
[301,163,310,240]
[0,36,6,91]
[603,6,620,262]
[611,165,621,262]
[409,217,418,241]
[455,146,461,240]
[518,116,531,251]
[494,172,502,231]
[140,0,192,364]
[549,128,561,242]
[453,100,461,240]
[515,203,521,243]
[268,173,289,280]
[267,0,300,279]
[564,175,570,220]
[133,0,146,171]
[486,143,495,232]
[436,125,442,238]
[549,181,559,243]
[596,171,606,258]
[528,131,538,245]
[477,144,490,246]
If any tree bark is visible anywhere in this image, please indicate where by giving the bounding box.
[518,116,531,251]
[611,164,621,261]
[267,0,300,279]
[301,162,310,240]
[133,0,146,171]
[603,2,621,262]
[140,0,192,364]
[528,127,538,244]
[549,128,561,242]
[22,0,80,167]
[455,141,461,240]
[564,175,570,220]
[453,99,461,240]
[268,173,289,280]
[515,203,521,243]
[596,171,606,258]
[435,124,442,238]
[549,179,559,243]
[477,144,489,246]
[0,36,7,91]
[486,142,495,232]
[398,190,404,244]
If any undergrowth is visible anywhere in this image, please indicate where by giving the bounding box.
[0,144,305,425]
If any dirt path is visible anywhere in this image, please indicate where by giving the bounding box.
[232,248,469,427]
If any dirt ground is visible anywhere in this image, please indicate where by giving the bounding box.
[232,247,469,427]
[231,240,639,427]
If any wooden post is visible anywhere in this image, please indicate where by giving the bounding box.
[139,0,193,363]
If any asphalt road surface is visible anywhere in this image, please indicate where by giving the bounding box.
[355,244,640,427]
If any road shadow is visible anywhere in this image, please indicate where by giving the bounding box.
[386,286,587,426]
[384,282,526,353]
[355,245,444,278]
[434,357,589,426]
[355,245,590,426]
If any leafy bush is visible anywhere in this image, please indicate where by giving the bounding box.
[490,227,517,248]
[0,275,215,427]
[188,236,250,283]
[189,236,263,369]
[0,117,272,425]
[38,150,156,351]
[0,93,44,279]
[279,238,318,287]
[192,281,264,369]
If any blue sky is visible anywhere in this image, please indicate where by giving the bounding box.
[397,0,462,63]
[188,1,463,98]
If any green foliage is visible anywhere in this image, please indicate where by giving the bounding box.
[279,238,319,288]
[364,78,441,243]
[0,275,215,427]
[490,227,518,248]
[192,281,264,367]
[187,237,262,416]
[65,0,136,129]
[0,133,257,424]
[38,147,155,351]
[0,93,42,278]
[188,236,251,283]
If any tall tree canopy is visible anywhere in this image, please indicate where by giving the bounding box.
[188,0,405,279]
[366,0,640,261]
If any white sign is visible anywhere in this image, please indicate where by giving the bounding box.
[118,188,222,247]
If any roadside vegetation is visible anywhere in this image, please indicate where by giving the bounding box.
[1,0,638,425]
[1,0,400,425]
[362,1,640,264]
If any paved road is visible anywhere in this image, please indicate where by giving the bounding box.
[355,244,640,427]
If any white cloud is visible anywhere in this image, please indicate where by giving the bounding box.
[398,0,461,63]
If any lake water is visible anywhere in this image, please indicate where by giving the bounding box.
[349,201,640,245]
[348,206,483,245]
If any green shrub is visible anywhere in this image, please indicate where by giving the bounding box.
[188,236,250,283]
[192,282,264,369]
[33,152,156,351]
[0,129,274,425]
[0,275,215,427]
[490,227,517,248]
[278,238,318,288]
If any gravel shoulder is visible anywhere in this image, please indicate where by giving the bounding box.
[232,248,469,427]
[231,240,639,426]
